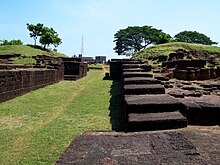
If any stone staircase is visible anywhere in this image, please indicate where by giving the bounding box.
[114,59,188,132]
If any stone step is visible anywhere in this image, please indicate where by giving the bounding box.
[124,84,165,95]
[124,94,185,114]
[123,72,153,78]
[122,64,148,68]
[126,111,187,132]
[111,59,144,64]
[123,68,144,72]
[123,77,161,85]
[64,75,79,80]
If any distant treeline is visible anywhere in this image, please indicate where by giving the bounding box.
[0,39,23,45]
[114,25,218,56]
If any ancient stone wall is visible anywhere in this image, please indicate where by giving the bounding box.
[63,61,88,80]
[0,68,64,103]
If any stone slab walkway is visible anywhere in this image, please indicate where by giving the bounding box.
[56,126,220,165]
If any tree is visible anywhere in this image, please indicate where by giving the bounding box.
[39,27,62,49]
[113,25,170,56]
[0,39,23,45]
[174,31,217,45]
[26,23,44,45]
[157,33,172,44]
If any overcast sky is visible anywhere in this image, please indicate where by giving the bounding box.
[1,0,220,59]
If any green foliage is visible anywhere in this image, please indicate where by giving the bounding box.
[26,23,44,45]
[157,33,172,44]
[27,23,62,48]
[40,27,62,49]
[113,25,171,56]
[0,70,111,164]
[0,39,23,45]
[174,31,217,45]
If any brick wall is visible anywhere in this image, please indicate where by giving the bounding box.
[63,62,88,80]
[0,67,64,103]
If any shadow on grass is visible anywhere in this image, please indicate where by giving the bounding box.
[109,80,124,131]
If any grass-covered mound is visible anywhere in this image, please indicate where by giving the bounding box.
[0,45,67,64]
[133,42,220,64]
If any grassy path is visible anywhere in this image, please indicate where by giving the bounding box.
[0,69,112,164]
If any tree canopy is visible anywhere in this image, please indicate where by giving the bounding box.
[27,23,62,49]
[113,25,171,56]
[174,31,217,45]
[39,27,62,49]
[26,23,44,45]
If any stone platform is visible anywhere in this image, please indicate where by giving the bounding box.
[56,126,220,165]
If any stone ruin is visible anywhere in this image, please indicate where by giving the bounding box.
[62,57,88,80]
[161,49,220,80]
[0,54,88,103]
[57,58,219,164]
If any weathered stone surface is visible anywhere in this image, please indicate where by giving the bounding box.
[111,59,144,64]
[179,96,220,125]
[63,61,87,80]
[181,85,197,91]
[56,130,211,165]
[123,72,153,78]
[173,69,188,80]
[122,64,148,69]
[124,94,185,113]
[154,76,169,81]
[198,68,210,80]
[184,90,203,97]
[126,111,187,131]
[168,90,185,98]
[179,98,202,124]
[110,60,149,80]
[183,126,220,164]
[164,84,174,88]
[123,68,144,72]
[124,84,165,95]
[123,77,161,85]
[163,60,206,69]
[0,68,64,103]
[110,61,123,80]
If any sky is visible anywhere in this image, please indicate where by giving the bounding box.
[0,0,220,59]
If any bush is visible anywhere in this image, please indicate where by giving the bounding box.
[0,39,23,45]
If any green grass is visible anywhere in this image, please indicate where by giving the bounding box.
[0,70,112,164]
[88,64,103,69]
[0,45,67,65]
[133,42,220,61]
[0,45,67,57]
